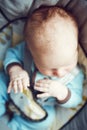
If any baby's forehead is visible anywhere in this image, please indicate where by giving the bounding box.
[34,20,78,49]
[35,13,78,40]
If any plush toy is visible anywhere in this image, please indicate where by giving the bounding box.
[7,87,47,121]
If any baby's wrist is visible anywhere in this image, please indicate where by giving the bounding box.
[7,63,23,74]
[56,88,71,104]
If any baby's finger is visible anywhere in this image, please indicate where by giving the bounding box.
[37,93,50,98]
[24,77,30,86]
[35,82,49,89]
[22,78,29,90]
[34,86,49,93]
[12,80,18,93]
[17,79,23,92]
[8,81,13,93]
[36,79,51,84]
[26,79,30,87]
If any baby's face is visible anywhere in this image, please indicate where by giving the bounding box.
[32,49,78,78]
[29,41,78,77]
[36,63,77,77]
[28,17,78,77]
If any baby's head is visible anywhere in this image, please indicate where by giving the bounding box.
[24,6,78,77]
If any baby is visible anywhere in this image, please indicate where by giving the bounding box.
[2,6,84,130]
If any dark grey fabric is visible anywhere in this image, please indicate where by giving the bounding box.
[60,102,87,130]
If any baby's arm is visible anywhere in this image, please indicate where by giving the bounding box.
[60,70,84,108]
[3,42,30,93]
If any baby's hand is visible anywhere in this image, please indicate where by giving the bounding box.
[8,65,30,93]
[34,79,68,100]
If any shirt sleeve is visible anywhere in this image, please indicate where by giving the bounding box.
[58,69,84,108]
[3,41,25,72]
